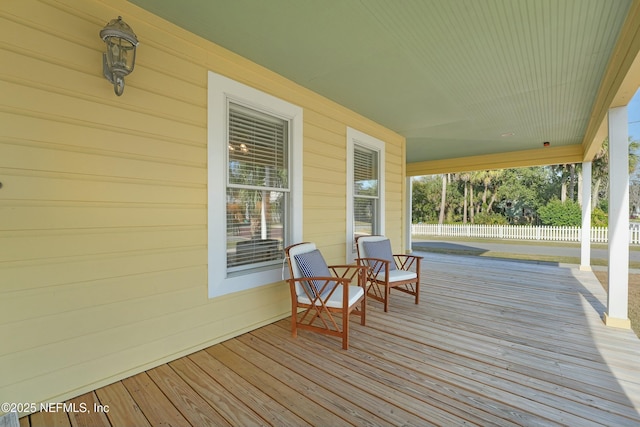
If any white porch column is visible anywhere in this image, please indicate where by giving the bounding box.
[405,177,413,253]
[605,106,631,328]
[580,161,592,271]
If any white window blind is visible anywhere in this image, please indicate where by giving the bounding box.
[226,102,289,269]
[354,145,378,196]
[228,103,288,189]
[353,145,379,237]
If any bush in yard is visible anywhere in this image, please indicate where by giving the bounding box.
[591,207,608,227]
[538,199,581,226]
[474,212,509,225]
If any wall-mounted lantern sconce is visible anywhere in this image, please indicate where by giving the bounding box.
[100,16,138,96]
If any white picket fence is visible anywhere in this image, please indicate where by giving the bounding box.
[411,223,640,244]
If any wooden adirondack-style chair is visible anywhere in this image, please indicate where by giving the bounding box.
[356,235,422,312]
[285,242,367,349]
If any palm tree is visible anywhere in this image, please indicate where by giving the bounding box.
[481,169,503,213]
[438,174,447,224]
[469,171,484,223]
[459,172,471,223]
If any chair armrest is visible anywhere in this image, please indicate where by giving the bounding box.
[356,257,393,276]
[393,254,424,260]
[392,254,422,271]
[355,257,392,266]
[328,264,369,288]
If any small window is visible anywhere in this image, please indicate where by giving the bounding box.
[346,128,385,262]
[353,145,379,239]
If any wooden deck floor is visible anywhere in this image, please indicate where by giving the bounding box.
[20,253,640,426]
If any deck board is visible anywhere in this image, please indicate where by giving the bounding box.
[146,364,232,427]
[207,343,348,426]
[22,252,640,426]
[246,325,442,426]
[67,392,110,427]
[185,350,310,427]
[121,373,190,427]
[94,382,150,427]
[168,354,261,426]
[259,321,516,426]
[26,409,70,427]
[232,332,412,426]
[353,301,637,426]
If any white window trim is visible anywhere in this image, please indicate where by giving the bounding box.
[346,127,385,263]
[208,71,303,298]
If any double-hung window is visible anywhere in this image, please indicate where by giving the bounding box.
[346,127,385,262]
[208,71,302,298]
[226,103,288,270]
[353,145,379,237]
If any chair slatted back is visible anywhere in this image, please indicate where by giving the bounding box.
[286,242,318,297]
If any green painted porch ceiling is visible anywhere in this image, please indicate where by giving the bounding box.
[130,0,632,164]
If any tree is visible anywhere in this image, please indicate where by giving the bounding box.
[438,174,447,224]
[412,177,441,223]
[481,169,504,213]
[458,172,471,223]
[550,164,575,203]
[410,140,639,225]
[568,163,576,201]
[592,141,608,210]
[412,175,465,223]
[590,137,639,211]
[469,171,484,222]
[577,163,583,206]
[497,167,552,224]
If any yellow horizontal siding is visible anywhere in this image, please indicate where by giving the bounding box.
[0,49,206,128]
[0,174,206,205]
[304,153,346,175]
[303,125,349,255]
[1,81,206,143]
[304,123,347,149]
[0,111,205,161]
[0,0,405,411]
[2,142,204,184]
[303,109,347,135]
[0,226,204,265]
[1,264,205,323]
[1,246,206,293]
[2,206,205,230]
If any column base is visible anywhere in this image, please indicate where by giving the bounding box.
[579,264,592,271]
[603,313,631,329]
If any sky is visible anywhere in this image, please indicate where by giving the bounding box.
[627,89,640,141]
[629,89,640,180]
[631,89,640,143]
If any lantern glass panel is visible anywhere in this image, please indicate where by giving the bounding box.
[106,37,136,74]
